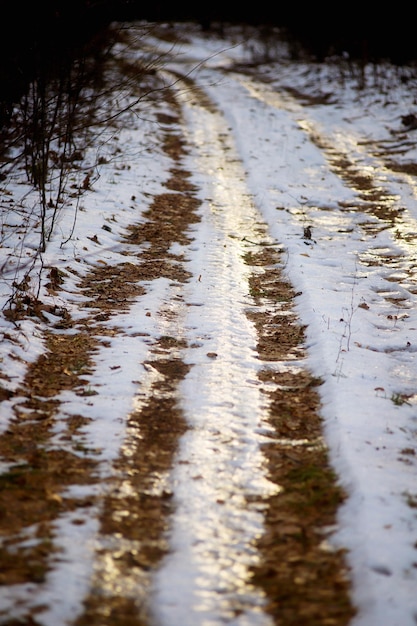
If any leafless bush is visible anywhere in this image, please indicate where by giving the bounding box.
[0,21,162,321]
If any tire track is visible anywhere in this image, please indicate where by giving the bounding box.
[230,71,417,312]
[0,84,202,625]
[148,68,354,626]
[72,93,203,626]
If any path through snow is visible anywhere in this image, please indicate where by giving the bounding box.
[1,21,417,626]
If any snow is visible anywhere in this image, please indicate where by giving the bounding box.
[1,21,417,625]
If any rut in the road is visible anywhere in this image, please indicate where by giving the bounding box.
[73,94,202,625]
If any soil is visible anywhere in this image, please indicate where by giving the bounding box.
[0,25,371,626]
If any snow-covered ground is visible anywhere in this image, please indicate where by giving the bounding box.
[1,21,417,625]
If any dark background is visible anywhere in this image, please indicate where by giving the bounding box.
[0,1,415,113]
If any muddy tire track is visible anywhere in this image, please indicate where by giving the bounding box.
[234,67,417,312]
[66,92,203,625]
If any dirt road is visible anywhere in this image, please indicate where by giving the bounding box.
[2,22,417,626]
